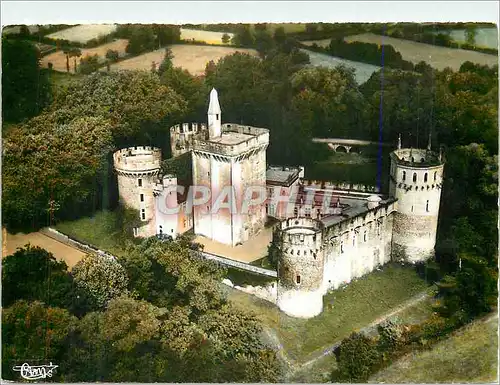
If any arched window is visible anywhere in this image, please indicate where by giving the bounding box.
[434,171,437,181]
[402,171,406,181]
[296,275,301,284]
[424,173,428,182]
[426,200,429,212]
[413,173,417,183]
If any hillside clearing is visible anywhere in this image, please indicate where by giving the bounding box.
[46,24,117,44]
[40,39,129,73]
[370,313,499,383]
[105,44,259,75]
[180,28,233,45]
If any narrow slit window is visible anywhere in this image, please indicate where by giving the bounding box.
[413,173,417,183]
[140,193,144,202]
[402,171,406,181]
[426,200,429,212]
[424,173,428,183]
[434,171,437,181]
[141,209,146,220]
[138,178,142,187]
[296,275,301,284]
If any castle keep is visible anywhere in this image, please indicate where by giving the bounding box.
[113,90,445,318]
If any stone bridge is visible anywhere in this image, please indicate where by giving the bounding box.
[312,138,392,153]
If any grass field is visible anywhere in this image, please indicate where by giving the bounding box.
[343,33,498,70]
[227,263,429,362]
[41,39,129,73]
[55,210,127,257]
[180,28,233,45]
[371,313,499,383]
[106,44,258,75]
[46,24,117,44]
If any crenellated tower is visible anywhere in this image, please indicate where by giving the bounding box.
[191,90,269,246]
[113,146,162,237]
[276,217,325,318]
[389,144,445,263]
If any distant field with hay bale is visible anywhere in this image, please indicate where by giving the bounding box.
[46,24,117,44]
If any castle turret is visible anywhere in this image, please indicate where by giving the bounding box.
[276,217,325,318]
[208,88,221,138]
[113,146,162,237]
[389,146,444,263]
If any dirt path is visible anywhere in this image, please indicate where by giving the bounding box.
[2,230,86,269]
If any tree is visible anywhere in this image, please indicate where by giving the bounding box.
[2,301,78,381]
[158,47,174,75]
[2,38,51,123]
[231,25,255,47]
[72,253,129,309]
[2,245,72,308]
[69,47,82,72]
[78,54,100,74]
[221,33,231,44]
[105,49,120,62]
[2,115,114,232]
[465,25,477,46]
[332,332,380,382]
[126,25,156,55]
[152,24,181,47]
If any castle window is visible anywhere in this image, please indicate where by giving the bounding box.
[216,114,219,120]
[421,158,425,163]
[434,171,437,181]
[291,249,294,255]
[313,253,316,260]
[296,275,301,284]
[364,231,367,242]
[413,173,417,183]
[140,193,144,202]
[138,178,142,187]
[159,225,163,235]
[353,236,356,246]
[424,173,428,183]
[426,200,429,212]
[411,157,415,163]
[340,241,344,253]
[297,250,301,256]
[141,209,146,220]
[208,171,210,177]
[411,205,414,212]
[294,207,299,217]
[402,171,406,181]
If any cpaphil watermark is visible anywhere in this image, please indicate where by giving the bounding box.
[155,184,341,217]
[12,362,58,380]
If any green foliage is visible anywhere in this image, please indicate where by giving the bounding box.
[2,245,68,306]
[72,253,129,309]
[78,54,100,74]
[157,47,174,76]
[105,49,119,62]
[125,25,156,55]
[2,38,51,123]
[332,332,381,382]
[2,301,78,381]
[221,32,231,44]
[2,115,114,232]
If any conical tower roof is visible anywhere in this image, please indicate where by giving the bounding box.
[208,88,221,115]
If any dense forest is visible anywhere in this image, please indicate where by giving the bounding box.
[1,25,498,382]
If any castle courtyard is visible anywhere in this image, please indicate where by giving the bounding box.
[195,225,273,263]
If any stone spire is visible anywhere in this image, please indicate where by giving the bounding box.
[207,88,221,138]
[397,133,402,150]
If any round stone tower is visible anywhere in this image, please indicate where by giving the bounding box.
[389,147,444,263]
[276,217,325,318]
[113,146,162,238]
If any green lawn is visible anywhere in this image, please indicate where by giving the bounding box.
[227,263,430,362]
[370,313,499,383]
[55,210,128,257]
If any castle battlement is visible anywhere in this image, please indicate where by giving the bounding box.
[391,148,442,168]
[170,122,208,135]
[192,123,269,158]
[113,146,162,174]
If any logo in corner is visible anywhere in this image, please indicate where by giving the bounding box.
[12,362,58,380]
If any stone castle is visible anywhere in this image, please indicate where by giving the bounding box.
[113,89,445,318]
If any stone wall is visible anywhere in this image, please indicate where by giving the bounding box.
[170,122,207,158]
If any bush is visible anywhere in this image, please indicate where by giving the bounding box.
[78,54,100,74]
[105,49,120,62]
